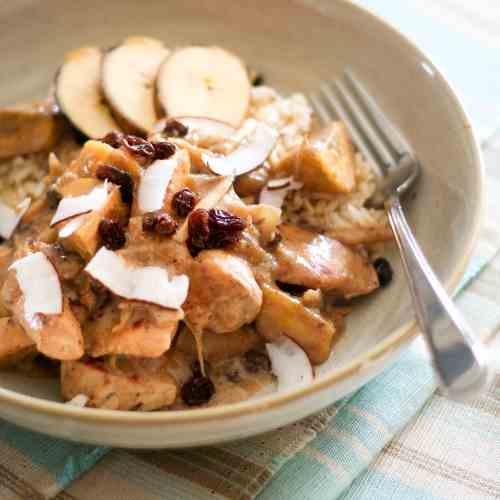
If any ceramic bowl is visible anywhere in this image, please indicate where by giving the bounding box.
[0,0,483,447]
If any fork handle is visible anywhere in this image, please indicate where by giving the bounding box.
[388,196,490,399]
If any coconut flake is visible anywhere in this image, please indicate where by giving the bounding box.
[10,252,63,325]
[137,158,177,213]
[85,247,189,309]
[50,183,109,226]
[203,120,278,176]
[65,394,89,407]
[0,198,31,239]
[177,116,236,141]
[58,214,88,238]
[266,337,313,391]
[259,177,302,208]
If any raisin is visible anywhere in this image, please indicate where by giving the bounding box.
[244,350,271,373]
[99,219,126,250]
[122,135,156,163]
[95,164,134,204]
[207,208,246,248]
[187,208,246,256]
[276,282,307,297]
[172,188,199,217]
[101,131,124,149]
[142,212,157,232]
[142,211,178,236]
[163,118,188,138]
[252,74,265,86]
[181,376,215,406]
[46,188,62,209]
[373,257,393,287]
[187,208,210,256]
[155,212,178,235]
[153,141,176,160]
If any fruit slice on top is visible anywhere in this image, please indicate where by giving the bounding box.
[55,46,120,139]
[156,46,251,128]
[102,37,170,136]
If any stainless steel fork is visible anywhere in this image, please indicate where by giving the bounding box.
[309,71,490,399]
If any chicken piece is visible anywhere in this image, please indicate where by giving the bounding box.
[67,139,143,182]
[0,246,14,317]
[59,185,128,260]
[118,236,191,275]
[326,225,393,246]
[34,242,85,281]
[183,250,263,333]
[0,317,35,368]
[0,103,63,160]
[274,224,379,298]
[57,177,101,198]
[61,358,177,410]
[88,301,183,357]
[176,324,262,362]
[277,122,356,194]
[256,285,335,364]
[1,271,83,360]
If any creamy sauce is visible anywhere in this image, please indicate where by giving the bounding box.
[0,126,367,412]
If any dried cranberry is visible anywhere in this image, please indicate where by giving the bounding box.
[373,257,393,287]
[181,376,215,406]
[172,188,199,217]
[95,164,134,204]
[101,131,124,149]
[153,141,176,160]
[155,212,178,236]
[187,208,210,256]
[122,135,156,163]
[99,219,126,250]
[207,208,246,248]
[244,350,271,373]
[163,119,189,138]
[142,211,178,236]
[46,188,62,209]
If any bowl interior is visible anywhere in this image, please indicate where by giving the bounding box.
[0,0,481,403]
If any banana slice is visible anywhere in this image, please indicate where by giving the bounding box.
[157,46,250,128]
[102,37,170,135]
[55,47,120,139]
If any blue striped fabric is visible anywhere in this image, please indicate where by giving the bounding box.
[258,346,435,500]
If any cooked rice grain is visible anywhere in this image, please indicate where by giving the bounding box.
[0,154,47,207]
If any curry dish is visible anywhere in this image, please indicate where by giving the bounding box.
[0,39,393,410]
